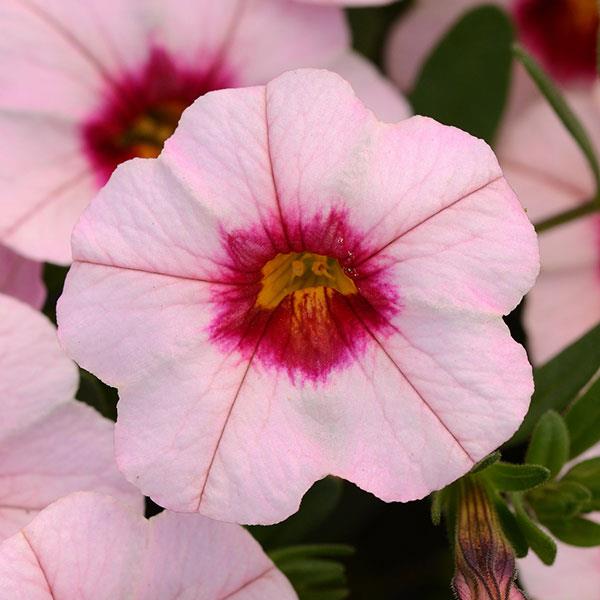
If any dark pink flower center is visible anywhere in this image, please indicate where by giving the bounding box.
[514,0,599,83]
[209,210,401,384]
[82,48,233,185]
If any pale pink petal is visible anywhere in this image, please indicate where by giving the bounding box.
[0,113,96,265]
[139,511,296,598]
[0,295,77,438]
[0,402,143,540]
[0,493,147,600]
[0,492,296,599]
[220,0,348,85]
[0,245,45,309]
[385,0,498,92]
[59,70,537,523]
[326,51,411,122]
[519,543,600,600]
[498,86,600,362]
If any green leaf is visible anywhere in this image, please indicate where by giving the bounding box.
[409,5,514,143]
[563,457,600,510]
[430,490,444,526]
[509,322,600,445]
[513,44,600,191]
[270,544,354,600]
[525,411,570,478]
[248,477,343,549]
[564,377,600,458]
[542,517,600,547]
[512,494,557,565]
[529,481,592,520]
[471,451,502,474]
[485,462,550,491]
[491,492,529,558]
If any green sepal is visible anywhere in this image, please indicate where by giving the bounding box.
[564,377,600,458]
[509,323,600,446]
[431,489,445,526]
[529,481,592,520]
[563,457,600,511]
[511,493,557,565]
[484,462,550,491]
[525,411,570,478]
[542,517,600,547]
[471,451,502,474]
[490,491,529,558]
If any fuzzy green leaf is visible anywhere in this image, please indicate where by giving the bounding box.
[529,481,593,520]
[564,377,600,458]
[485,462,550,491]
[542,517,600,547]
[563,457,600,511]
[525,411,570,478]
[512,494,557,565]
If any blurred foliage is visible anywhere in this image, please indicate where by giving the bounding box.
[410,6,514,144]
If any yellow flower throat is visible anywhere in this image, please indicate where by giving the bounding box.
[256,252,358,311]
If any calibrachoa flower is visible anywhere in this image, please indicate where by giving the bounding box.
[453,479,526,600]
[385,0,598,93]
[0,0,408,266]
[0,245,45,309]
[58,69,539,524]
[0,294,141,540]
[0,492,297,599]
[498,85,600,363]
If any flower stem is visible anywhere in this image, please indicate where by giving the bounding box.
[534,197,600,233]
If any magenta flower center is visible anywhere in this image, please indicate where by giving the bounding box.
[514,0,599,82]
[209,211,400,384]
[82,49,233,185]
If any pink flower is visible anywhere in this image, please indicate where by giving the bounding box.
[0,245,45,309]
[385,0,598,95]
[57,69,539,524]
[0,294,142,541]
[498,85,600,363]
[0,0,408,266]
[0,491,297,599]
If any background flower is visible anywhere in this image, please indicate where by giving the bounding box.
[0,491,297,599]
[0,294,141,540]
[498,85,600,363]
[0,245,45,308]
[58,69,538,525]
[0,0,408,266]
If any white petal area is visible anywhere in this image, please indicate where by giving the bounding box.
[326,51,412,122]
[139,510,296,599]
[0,402,143,541]
[0,295,78,439]
[0,112,96,265]
[363,176,539,316]
[0,493,148,600]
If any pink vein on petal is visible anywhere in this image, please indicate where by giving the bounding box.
[220,565,277,600]
[20,530,56,600]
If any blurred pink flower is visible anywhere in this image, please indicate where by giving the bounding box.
[0,491,297,599]
[385,0,598,113]
[498,85,600,363]
[0,294,142,541]
[57,69,538,524]
[0,0,408,266]
[0,245,45,309]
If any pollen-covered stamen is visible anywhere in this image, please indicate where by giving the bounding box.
[256,252,358,311]
[117,100,188,159]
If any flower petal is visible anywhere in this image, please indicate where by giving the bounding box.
[0,245,45,309]
[0,493,147,600]
[140,510,296,598]
[326,51,411,122]
[0,492,297,599]
[0,295,77,438]
[0,402,142,541]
